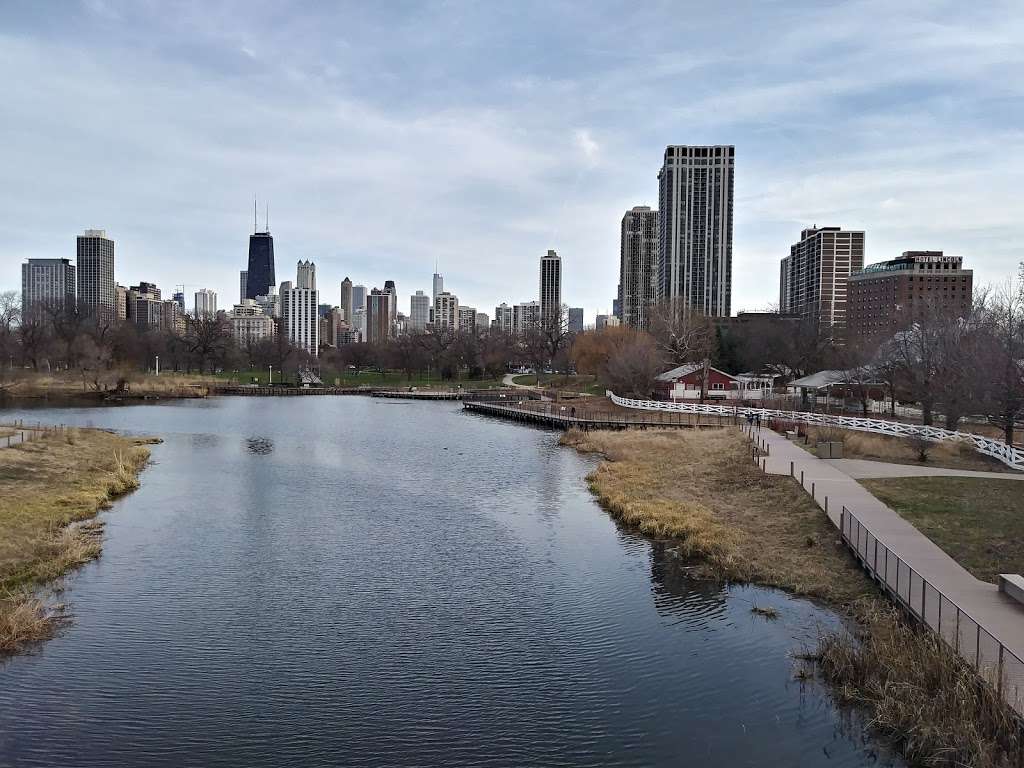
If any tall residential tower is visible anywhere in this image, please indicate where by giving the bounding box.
[657,145,734,317]
[76,229,115,317]
[539,249,561,326]
[779,226,865,337]
[619,206,658,329]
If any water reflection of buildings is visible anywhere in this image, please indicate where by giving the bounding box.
[646,539,729,624]
[246,436,274,456]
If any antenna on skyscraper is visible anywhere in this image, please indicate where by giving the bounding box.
[254,196,258,234]
[266,202,269,233]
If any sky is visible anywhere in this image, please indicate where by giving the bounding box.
[2,0,1023,322]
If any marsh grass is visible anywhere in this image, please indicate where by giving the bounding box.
[819,602,1022,767]
[0,427,151,654]
[562,426,1023,767]
[3,372,214,399]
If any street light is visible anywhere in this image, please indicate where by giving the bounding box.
[269,365,273,386]
[155,355,160,376]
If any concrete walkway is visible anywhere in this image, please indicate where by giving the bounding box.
[501,373,536,389]
[824,458,1024,481]
[746,425,1024,663]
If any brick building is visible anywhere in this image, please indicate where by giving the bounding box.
[846,251,973,348]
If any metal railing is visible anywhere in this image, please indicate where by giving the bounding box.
[607,391,1024,472]
[840,506,1024,717]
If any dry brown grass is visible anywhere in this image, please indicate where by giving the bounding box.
[0,427,152,654]
[3,371,213,399]
[796,425,1010,472]
[562,426,1022,767]
[561,427,874,604]
[819,602,1021,767]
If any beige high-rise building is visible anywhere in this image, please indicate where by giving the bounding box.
[779,226,865,337]
[539,249,561,326]
[76,229,115,318]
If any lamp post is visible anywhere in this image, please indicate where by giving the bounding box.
[269,365,273,386]
[155,355,160,376]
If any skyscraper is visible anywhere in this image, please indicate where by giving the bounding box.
[410,290,430,330]
[21,258,76,319]
[280,264,319,356]
[194,288,218,318]
[779,227,865,336]
[568,307,584,334]
[366,289,394,343]
[619,206,658,329]
[657,145,735,317]
[296,260,316,290]
[433,292,459,331]
[494,303,513,333]
[239,271,248,303]
[432,272,443,305]
[539,249,561,326]
[76,229,115,317]
[340,277,353,323]
[245,218,275,300]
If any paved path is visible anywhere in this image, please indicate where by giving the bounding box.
[746,425,1024,662]
[501,373,536,389]
[825,458,1024,481]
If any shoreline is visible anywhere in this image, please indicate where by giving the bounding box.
[560,426,1022,768]
[0,426,156,656]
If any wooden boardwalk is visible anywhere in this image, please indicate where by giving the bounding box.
[212,385,368,396]
[371,390,463,400]
[463,400,739,430]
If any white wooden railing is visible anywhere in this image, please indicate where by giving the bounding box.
[607,392,1024,472]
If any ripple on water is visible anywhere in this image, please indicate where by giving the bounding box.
[0,398,903,768]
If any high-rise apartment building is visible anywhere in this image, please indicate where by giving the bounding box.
[514,300,540,335]
[596,314,621,330]
[847,252,973,348]
[21,258,76,318]
[457,305,478,332]
[280,261,319,355]
[657,145,734,316]
[194,288,217,318]
[410,290,430,330]
[619,206,658,328]
[115,284,128,320]
[239,271,248,303]
[172,291,186,313]
[246,229,275,300]
[539,249,561,326]
[568,307,584,334]
[494,303,514,333]
[340,277,353,323]
[475,312,489,331]
[365,289,394,344]
[433,291,459,331]
[127,282,163,329]
[779,227,865,336]
[76,229,115,317]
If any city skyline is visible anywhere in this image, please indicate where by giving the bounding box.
[2,2,1021,323]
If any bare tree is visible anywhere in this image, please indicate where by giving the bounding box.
[604,334,663,398]
[978,270,1024,445]
[647,302,717,398]
[184,314,233,373]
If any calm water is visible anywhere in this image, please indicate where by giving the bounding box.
[0,397,901,767]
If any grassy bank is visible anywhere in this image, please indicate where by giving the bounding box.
[0,426,154,655]
[1,372,214,400]
[562,427,1021,767]
[861,477,1023,583]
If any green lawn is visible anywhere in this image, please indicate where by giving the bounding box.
[861,477,1024,583]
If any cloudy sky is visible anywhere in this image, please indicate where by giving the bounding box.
[2,1,1022,320]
